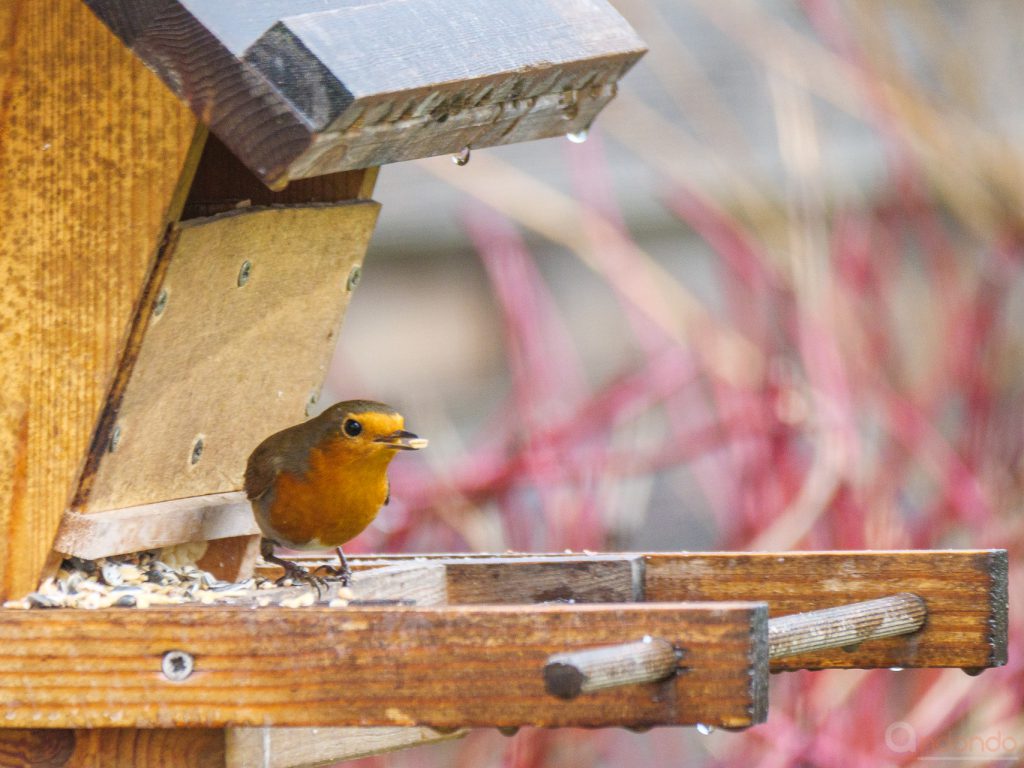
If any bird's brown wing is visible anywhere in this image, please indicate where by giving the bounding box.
[244,421,321,501]
[243,439,281,501]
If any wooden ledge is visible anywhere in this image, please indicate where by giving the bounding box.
[0,601,767,730]
[54,492,257,560]
[328,549,1006,671]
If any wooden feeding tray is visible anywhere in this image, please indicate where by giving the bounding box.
[0,548,1007,767]
[1,4,1010,767]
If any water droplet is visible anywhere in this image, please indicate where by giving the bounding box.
[889,667,904,672]
[696,723,715,736]
[566,129,589,144]
[451,146,471,166]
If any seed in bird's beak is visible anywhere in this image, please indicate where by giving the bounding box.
[375,430,428,450]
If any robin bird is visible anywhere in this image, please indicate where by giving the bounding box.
[244,399,427,587]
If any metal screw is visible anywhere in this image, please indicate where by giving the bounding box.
[237,260,252,287]
[109,424,122,453]
[161,650,194,681]
[346,265,362,291]
[190,437,204,465]
[305,392,319,417]
[153,289,168,317]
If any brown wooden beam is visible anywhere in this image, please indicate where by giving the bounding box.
[0,602,767,730]
[644,549,1007,671]
[0,728,225,768]
[336,549,1006,672]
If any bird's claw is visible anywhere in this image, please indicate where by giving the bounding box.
[274,562,327,598]
[312,562,352,587]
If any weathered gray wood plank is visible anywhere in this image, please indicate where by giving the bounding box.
[84,0,646,187]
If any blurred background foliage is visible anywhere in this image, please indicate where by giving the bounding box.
[322,0,1023,765]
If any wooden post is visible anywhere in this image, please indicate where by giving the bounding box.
[544,637,680,699]
[768,593,927,659]
[0,0,199,603]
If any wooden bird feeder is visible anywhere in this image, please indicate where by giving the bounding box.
[0,2,1008,766]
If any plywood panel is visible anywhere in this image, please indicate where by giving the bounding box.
[78,202,380,512]
[0,0,199,600]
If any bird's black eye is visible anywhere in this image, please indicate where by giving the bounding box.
[343,418,362,437]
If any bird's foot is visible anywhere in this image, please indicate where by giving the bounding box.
[260,540,326,597]
[312,546,352,587]
[275,561,327,598]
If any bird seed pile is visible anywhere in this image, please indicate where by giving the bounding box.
[3,550,351,609]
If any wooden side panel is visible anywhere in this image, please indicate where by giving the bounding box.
[0,0,198,600]
[644,550,1007,671]
[444,556,643,604]
[78,202,380,513]
[0,603,767,729]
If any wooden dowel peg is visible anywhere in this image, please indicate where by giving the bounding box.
[768,593,926,660]
[544,637,680,699]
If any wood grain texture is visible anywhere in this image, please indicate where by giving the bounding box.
[182,133,376,219]
[644,550,1007,671]
[83,0,646,186]
[347,563,447,605]
[0,603,767,729]
[0,729,225,768]
[0,0,198,601]
[226,726,464,768]
[79,203,380,514]
[768,593,926,659]
[265,554,644,603]
[223,563,457,768]
[55,493,258,559]
[196,534,261,582]
[544,638,679,699]
[444,555,643,604]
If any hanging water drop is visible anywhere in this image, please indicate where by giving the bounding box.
[566,129,589,144]
[696,723,715,736]
[451,146,471,166]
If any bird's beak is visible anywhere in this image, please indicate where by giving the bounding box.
[375,429,428,450]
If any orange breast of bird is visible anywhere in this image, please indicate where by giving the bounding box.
[262,437,391,550]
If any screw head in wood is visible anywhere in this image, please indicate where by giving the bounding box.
[161,650,194,681]
[346,265,362,291]
[190,437,204,465]
[237,260,252,287]
[305,392,319,417]
[153,288,169,317]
